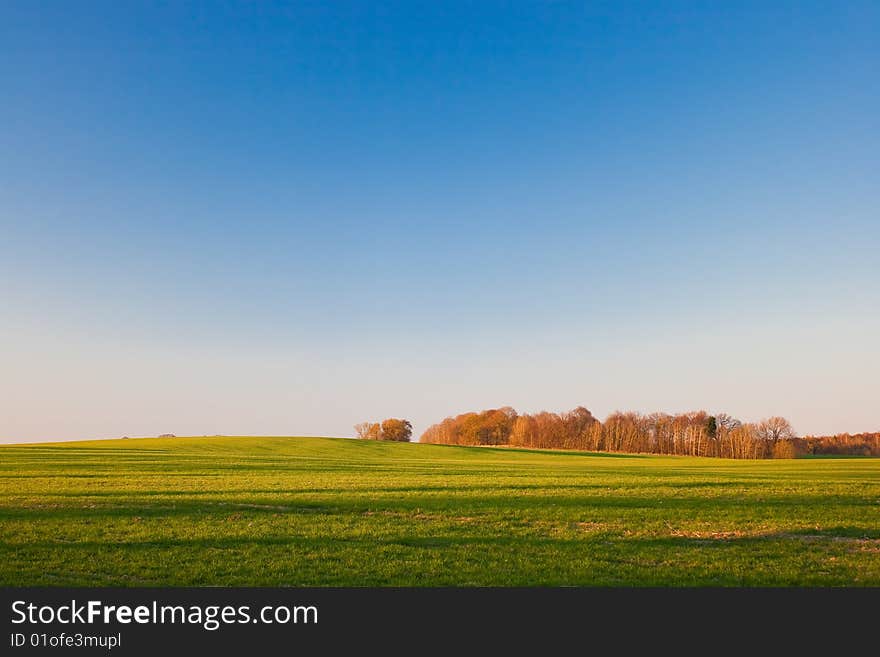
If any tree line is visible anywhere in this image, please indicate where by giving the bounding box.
[419,406,805,459]
[355,410,877,459]
[800,432,880,457]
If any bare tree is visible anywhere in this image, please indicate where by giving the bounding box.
[755,417,796,445]
[354,421,381,440]
[715,413,742,432]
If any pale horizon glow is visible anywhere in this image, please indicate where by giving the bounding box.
[2,2,878,443]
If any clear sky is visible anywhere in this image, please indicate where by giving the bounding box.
[1,1,878,443]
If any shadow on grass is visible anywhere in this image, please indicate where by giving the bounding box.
[1,491,877,522]
[15,478,760,500]
[4,525,877,554]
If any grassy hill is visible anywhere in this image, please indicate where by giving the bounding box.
[1,436,878,586]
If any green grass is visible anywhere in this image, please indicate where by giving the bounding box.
[1,436,878,586]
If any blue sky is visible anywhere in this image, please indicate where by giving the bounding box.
[1,1,878,441]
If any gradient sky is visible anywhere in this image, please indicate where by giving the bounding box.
[1,1,878,443]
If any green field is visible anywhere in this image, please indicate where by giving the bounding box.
[1,436,878,586]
